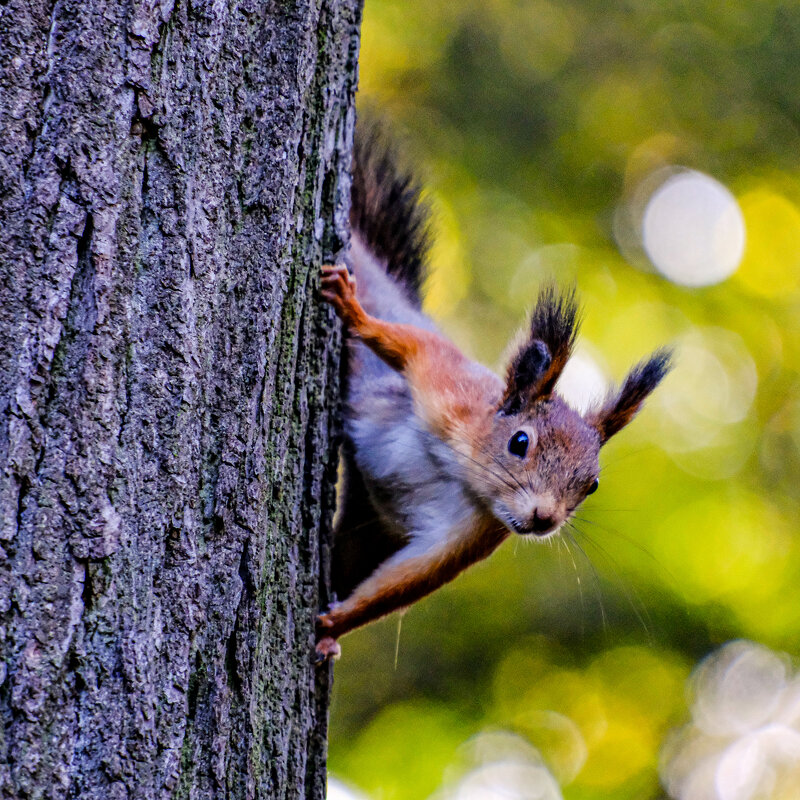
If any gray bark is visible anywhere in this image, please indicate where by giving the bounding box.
[0,0,360,797]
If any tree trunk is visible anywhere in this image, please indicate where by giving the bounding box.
[0,0,360,797]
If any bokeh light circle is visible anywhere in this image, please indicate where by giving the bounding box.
[642,170,745,287]
[327,777,370,800]
[661,641,800,800]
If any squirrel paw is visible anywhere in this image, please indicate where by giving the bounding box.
[321,264,360,326]
[315,636,341,664]
[317,609,337,629]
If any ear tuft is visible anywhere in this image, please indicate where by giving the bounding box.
[589,348,672,442]
[500,286,580,413]
[529,286,580,362]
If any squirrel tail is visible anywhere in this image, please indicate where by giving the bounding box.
[350,120,431,303]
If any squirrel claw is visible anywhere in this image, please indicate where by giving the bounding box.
[315,636,341,664]
[321,264,359,323]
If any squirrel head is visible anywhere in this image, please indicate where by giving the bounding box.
[468,287,671,537]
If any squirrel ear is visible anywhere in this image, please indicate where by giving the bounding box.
[587,349,672,443]
[500,340,551,414]
[499,286,580,414]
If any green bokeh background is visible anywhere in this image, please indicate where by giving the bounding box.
[328,2,800,797]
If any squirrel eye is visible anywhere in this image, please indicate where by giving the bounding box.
[587,478,599,495]
[508,431,529,458]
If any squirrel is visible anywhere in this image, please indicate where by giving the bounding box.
[315,124,671,662]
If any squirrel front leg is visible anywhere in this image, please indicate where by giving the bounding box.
[321,265,487,440]
[316,544,449,661]
[321,264,433,372]
[315,519,506,662]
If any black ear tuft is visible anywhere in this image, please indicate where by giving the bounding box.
[589,348,672,442]
[530,285,579,351]
[500,286,580,413]
[530,285,580,395]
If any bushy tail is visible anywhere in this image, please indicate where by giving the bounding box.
[350,120,431,303]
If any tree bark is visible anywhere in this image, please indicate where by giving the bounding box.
[0,0,360,797]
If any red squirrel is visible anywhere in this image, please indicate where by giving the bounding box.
[316,126,670,662]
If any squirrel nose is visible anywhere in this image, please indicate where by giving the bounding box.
[531,509,557,533]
